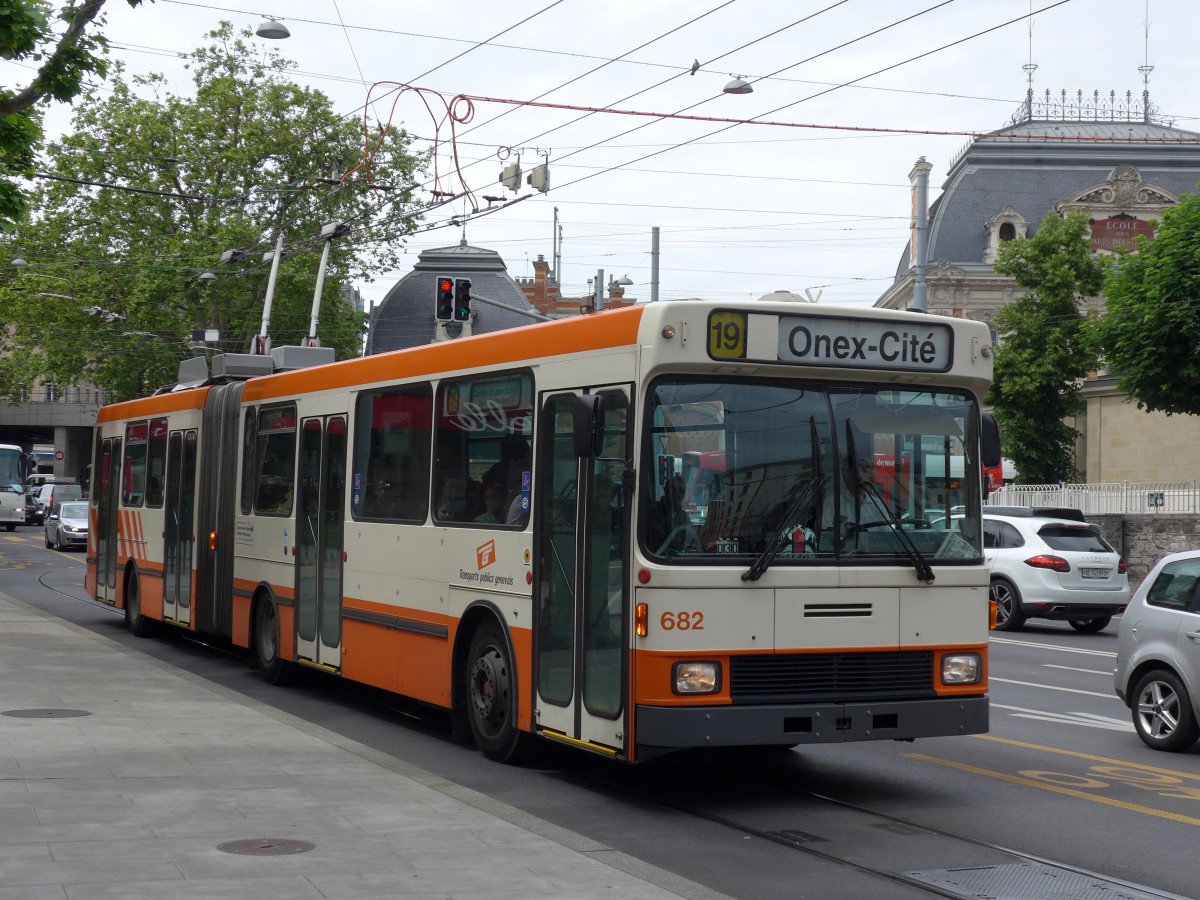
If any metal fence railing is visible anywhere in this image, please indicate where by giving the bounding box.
[988,482,1200,515]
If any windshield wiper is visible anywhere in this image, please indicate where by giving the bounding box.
[856,483,936,584]
[742,474,825,583]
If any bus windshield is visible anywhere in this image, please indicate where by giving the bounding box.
[0,448,25,492]
[643,380,983,564]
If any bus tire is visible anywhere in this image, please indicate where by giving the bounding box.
[125,571,154,638]
[254,597,291,686]
[466,620,527,762]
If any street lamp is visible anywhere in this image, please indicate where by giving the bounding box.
[723,75,754,95]
[255,18,290,39]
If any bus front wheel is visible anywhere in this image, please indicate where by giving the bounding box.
[466,620,527,762]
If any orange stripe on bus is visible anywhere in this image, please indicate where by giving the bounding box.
[96,388,210,423]
[242,305,645,401]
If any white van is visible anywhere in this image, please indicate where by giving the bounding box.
[34,482,83,517]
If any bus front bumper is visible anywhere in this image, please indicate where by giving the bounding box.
[636,696,988,750]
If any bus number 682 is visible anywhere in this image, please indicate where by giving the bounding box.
[660,611,704,631]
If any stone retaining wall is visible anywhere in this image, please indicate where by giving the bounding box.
[1091,514,1200,588]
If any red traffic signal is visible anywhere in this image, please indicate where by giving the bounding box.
[435,276,454,320]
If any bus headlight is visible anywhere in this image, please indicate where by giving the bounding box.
[673,661,721,694]
[941,653,982,685]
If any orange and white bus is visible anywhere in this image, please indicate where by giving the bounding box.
[86,300,999,763]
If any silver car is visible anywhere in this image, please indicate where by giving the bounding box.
[1115,549,1200,752]
[44,500,89,551]
[984,509,1129,632]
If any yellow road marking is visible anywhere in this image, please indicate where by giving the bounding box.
[905,753,1200,826]
[971,734,1200,781]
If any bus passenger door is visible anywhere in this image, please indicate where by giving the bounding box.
[94,437,122,604]
[534,387,631,757]
[294,416,347,670]
[162,430,197,625]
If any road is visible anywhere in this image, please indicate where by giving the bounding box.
[4,526,1197,899]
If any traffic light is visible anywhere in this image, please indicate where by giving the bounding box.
[454,278,472,320]
[435,276,454,320]
[499,162,521,192]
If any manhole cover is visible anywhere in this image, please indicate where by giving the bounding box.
[217,839,315,856]
[907,862,1164,899]
[2,708,92,718]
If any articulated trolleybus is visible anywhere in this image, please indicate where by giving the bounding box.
[87,300,999,763]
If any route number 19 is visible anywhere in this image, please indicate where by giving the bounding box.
[708,312,746,360]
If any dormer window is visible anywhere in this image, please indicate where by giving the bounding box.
[984,206,1029,263]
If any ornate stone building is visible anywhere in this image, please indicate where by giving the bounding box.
[876,90,1200,483]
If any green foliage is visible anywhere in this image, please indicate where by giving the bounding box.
[1090,191,1200,416]
[0,1,141,229]
[0,22,425,401]
[985,213,1107,484]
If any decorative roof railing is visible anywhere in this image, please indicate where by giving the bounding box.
[1009,88,1166,128]
[948,89,1173,170]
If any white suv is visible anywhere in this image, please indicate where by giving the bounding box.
[983,507,1129,632]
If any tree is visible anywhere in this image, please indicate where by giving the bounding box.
[0,23,424,401]
[985,213,1107,484]
[1,0,143,229]
[1090,192,1200,416]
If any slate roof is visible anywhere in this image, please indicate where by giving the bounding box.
[365,241,536,354]
[892,119,1200,280]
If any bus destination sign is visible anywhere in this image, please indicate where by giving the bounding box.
[706,311,953,372]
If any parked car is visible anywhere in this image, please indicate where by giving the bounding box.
[44,500,89,551]
[983,509,1129,632]
[33,482,82,519]
[1114,549,1200,752]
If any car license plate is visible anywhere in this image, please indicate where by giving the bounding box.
[1080,567,1108,579]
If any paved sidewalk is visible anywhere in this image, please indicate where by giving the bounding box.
[0,592,724,899]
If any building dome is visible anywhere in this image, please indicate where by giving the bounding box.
[366,241,536,354]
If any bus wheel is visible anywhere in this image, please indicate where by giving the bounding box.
[254,598,291,686]
[125,572,154,638]
[466,621,526,762]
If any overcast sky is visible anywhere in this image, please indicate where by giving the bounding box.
[14,0,1200,309]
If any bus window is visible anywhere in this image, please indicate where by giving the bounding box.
[352,384,433,522]
[254,405,297,516]
[434,371,533,526]
[122,422,148,506]
[145,418,168,508]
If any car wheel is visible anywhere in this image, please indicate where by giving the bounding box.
[990,578,1025,631]
[1068,616,1112,633]
[44,530,53,548]
[1131,669,1200,752]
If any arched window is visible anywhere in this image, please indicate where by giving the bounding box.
[984,206,1028,263]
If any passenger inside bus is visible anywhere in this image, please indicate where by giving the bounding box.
[474,483,507,523]
[648,474,698,554]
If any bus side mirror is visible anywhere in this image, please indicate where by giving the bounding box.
[981,411,1001,469]
[573,394,606,458]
